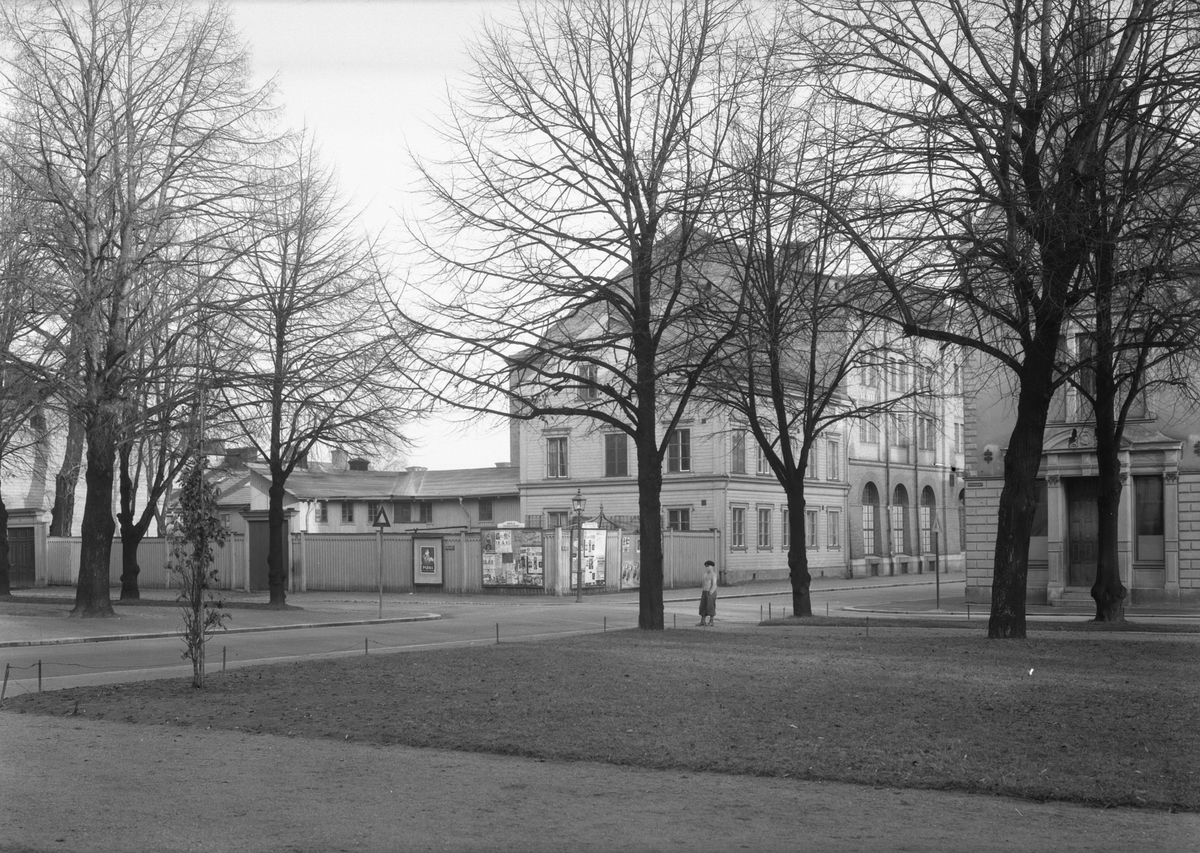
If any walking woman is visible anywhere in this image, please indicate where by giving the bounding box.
[698,560,718,626]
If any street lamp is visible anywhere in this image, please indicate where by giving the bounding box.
[572,489,586,603]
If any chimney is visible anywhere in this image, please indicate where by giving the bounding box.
[349,457,369,471]
[331,448,349,469]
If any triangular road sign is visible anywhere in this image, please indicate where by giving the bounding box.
[373,506,391,528]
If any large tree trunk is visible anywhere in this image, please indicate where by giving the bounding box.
[0,490,11,598]
[49,412,85,536]
[635,424,665,630]
[787,486,812,617]
[267,475,289,606]
[71,432,117,618]
[1091,388,1127,622]
[118,526,145,601]
[988,348,1058,639]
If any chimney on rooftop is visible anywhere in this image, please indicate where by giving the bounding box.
[331,448,348,469]
[349,457,369,471]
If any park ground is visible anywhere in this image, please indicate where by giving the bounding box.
[1,575,1198,851]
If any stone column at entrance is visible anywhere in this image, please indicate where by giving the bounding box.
[1164,470,1180,598]
[1046,474,1065,603]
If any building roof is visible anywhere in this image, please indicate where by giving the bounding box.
[241,463,520,502]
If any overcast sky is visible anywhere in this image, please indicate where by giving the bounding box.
[229,0,517,471]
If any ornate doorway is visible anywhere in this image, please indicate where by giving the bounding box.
[1066,478,1099,586]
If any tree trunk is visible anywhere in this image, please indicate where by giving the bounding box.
[0,491,11,598]
[267,475,288,606]
[49,412,85,536]
[987,353,1057,639]
[1091,404,1127,622]
[118,527,144,601]
[71,433,117,618]
[787,487,812,616]
[636,426,665,630]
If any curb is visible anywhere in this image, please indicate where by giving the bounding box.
[665,574,965,603]
[0,613,442,649]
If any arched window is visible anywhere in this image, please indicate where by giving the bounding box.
[862,482,881,556]
[891,484,909,555]
[920,486,937,553]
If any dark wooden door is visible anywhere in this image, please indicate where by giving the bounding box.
[7,527,35,587]
[1067,478,1099,586]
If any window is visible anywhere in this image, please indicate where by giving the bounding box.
[668,508,691,531]
[730,431,746,474]
[479,498,493,522]
[577,364,599,400]
[827,510,840,549]
[862,483,881,556]
[782,508,790,548]
[890,360,908,394]
[396,502,411,524]
[859,418,879,445]
[1135,476,1165,561]
[892,414,910,447]
[731,507,746,548]
[667,428,691,472]
[919,487,936,553]
[547,436,569,478]
[953,422,963,454]
[917,416,937,452]
[757,508,772,549]
[367,501,382,525]
[827,440,840,480]
[417,501,433,524]
[891,485,909,555]
[315,501,328,523]
[341,502,355,524]
[604,433,628,477]
[756,446,771,476]
[548,510,569,529]
[805,510,818,548]
[806,448,817,479]
[220,512,232,531]
[952,364,962,395]
[863,364,879,388]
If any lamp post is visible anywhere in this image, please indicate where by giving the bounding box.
[572,489,586,603]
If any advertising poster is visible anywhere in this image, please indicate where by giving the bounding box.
[483,528,543,588]
[413,539,443,585]
[570,528,607,590]
[619,535,641,590]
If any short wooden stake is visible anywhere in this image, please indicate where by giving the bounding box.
[604,616,607,633]
[365,638,368,656]
[222,646,227,672]
[1,663,9,703]
[496,623,500,644]
[38,660,42,692]
[769,602,772,620]
[826,602,829,617]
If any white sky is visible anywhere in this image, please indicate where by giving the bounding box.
[229,0,517,470]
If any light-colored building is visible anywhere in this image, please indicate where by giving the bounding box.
[963,346,1200,606]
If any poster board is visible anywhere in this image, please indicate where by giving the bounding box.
[413,538,443,586]
[619,535,641,590]
[569,528,607,590]
[483,529,544,588]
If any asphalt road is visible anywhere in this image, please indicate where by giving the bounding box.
[0,582,955,695]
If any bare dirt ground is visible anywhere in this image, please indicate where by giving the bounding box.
[2,713,1197,853]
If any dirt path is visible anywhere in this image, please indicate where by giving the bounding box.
[1,714,1195,852]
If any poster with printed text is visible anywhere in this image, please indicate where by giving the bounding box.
[482,528,543,588]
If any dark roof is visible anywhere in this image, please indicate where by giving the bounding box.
[243,464,519,501]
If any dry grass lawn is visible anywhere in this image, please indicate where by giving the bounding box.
[5,624,1197,811]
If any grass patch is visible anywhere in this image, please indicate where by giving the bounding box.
[762,615,1200,633]
[4,625,1197,811]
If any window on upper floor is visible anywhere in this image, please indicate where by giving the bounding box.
[889,360,908,394]
[917,416,938,452]
[479,498,494,522]
[892,414,910,447]
[367,501,383,525]
[667,428,691,473]
[806,447,818,479]
[730,507,745,548]
[547,510,569,529]
[577,364,599,400]
[730,430,746,475]
[315,501,328,523]
[547,436,569,478]
[756,445,771,476]
[341,502,355,524]
[604,433,628,477]
[827,440,840,479]
[667,508,691,531]
[859,418,879,445]
[782,508,790,548]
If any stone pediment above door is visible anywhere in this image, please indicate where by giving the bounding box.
[1042,423,1182,455]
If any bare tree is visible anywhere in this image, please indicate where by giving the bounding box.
[792,0,1200,637]
[400,0,746,629]
[0,161,56,597]
[0,0,274,616]
[214,134,417,607]
[701,21,907,617]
